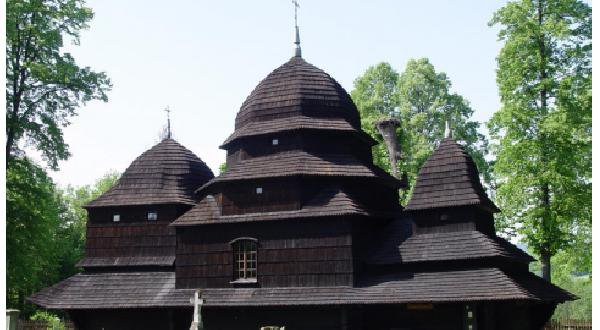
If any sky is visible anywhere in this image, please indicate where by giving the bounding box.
[51,0,510,187]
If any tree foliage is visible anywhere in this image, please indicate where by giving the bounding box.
[6,160,119,315]
[529,250,591,320]
[6,0,111,169]
[488,0,591,281]
[351,59,490,203]
[6,157,63,314]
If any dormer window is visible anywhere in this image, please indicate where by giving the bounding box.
[147,211,158,221]
[256,187,263,194]
[113,214,120,222]
[231,238,258,282]
[272,138,279,146]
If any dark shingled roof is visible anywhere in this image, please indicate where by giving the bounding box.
[405,138,498,212]
[234,57,361,130]
[197,151,402,193]
[86,139,214,208]
[28,272,194,309]
[201,268,574,306]
[221,116,376,148]
[368,229,535,265]
[172,188,399,226]
[76,256,175,268]
[29,269,573,310]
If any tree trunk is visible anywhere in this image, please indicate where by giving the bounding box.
[540,250,551,282]
[537,0,553,283]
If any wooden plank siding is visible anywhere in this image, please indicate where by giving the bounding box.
[85,204,190,259]
[219,179,301,216]
[176,220,353,288]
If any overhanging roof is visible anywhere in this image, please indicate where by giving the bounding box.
[28,268,573,310]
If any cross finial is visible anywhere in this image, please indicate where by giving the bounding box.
[292,0,301,57]
[444,119,452,139]
[164,106,171,139]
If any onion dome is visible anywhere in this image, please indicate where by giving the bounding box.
[405,137,498,212]
[85,139,214,208]
[234,56,361,131]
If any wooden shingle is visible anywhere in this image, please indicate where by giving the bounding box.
[221,116,376,148]
[172,188,400,226]
[198,151,402,193]
[235,57,361,130]
[86,139,214,208]
[405,138,498,212]
[28,268,573,310]
[368,226,535,265]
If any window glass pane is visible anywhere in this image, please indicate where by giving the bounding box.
[232,239,257,280]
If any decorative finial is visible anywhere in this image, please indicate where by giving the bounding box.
[292,0,301,57]
[165,106,172,139]
[444,119,452,139]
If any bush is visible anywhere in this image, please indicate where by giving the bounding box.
[30,311,66,330]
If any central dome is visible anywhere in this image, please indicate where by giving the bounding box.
[234,57,360,130]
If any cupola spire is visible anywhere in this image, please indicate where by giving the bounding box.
[292,0,301,57]
[164,106,172,139]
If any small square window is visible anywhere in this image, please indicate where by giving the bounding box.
[272,138,279,146]
[147,211,158,221]
[113,214,120,222]
[256,187,263,194]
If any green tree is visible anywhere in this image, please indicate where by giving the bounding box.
[489,0,591,281]
[529,250,592,320]
[352,59,490,204]
[6,0,111,169]
[6,157,63,314]
[6,164,119,315]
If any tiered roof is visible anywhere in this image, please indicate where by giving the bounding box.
[198,151,401,193]
[197,56,404,196]
[221,116,376,148]
[368,226,534,265]
[173,188,400,226]
[86,139,214,208]
[405,137,498,212]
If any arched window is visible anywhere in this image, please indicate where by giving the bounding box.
[231,238,258,281]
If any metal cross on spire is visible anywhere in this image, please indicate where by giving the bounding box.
[164,106,172,139]
[292,0,302,57]
[444,119,452,139]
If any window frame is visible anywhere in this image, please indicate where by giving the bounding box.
[230,237,258,283]
[147,211,158,221]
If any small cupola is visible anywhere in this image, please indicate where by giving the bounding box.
[85,138,214,208]
[405,137,498,234]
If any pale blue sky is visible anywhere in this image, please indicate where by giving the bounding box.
[52,0,509,187]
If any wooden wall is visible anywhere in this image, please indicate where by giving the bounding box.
[87,204,190,224]
[354,303,464,330]
[203,306,343,330]
[69,308,192,330]
[411,206,496,236]
[225,131,373,167]
[85,204,189,258]
[176,219,353,288]
[219,179,301,215]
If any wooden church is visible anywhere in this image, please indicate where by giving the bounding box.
[30,18,573,330]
